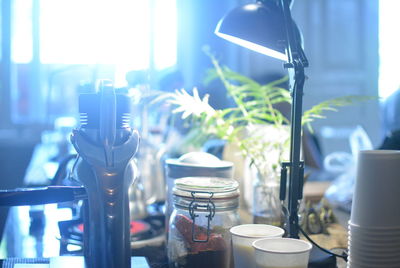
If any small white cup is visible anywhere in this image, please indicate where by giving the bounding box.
[252,238,312,268]
[230,224,284,268]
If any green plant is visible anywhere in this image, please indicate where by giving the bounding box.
[157,49,372,179]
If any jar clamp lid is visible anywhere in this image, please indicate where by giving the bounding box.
[173,177,239,199]
[172,177,239,243]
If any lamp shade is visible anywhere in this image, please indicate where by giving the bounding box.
[215,1,287,61]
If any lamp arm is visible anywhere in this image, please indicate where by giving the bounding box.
[286,61,305,239]
[278,0,308,239]
[280,0,308,67]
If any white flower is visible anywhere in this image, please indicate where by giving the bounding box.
[169,88,215,119]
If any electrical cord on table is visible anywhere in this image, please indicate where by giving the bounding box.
[282,204,348,262]
[299,225,348,262]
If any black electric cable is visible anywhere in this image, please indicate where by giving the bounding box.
[299,225,348,261]
[282,204,348,261]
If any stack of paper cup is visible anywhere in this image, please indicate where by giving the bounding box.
[348,150,400,267]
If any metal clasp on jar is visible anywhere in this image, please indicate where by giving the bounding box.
[188,191,216,243]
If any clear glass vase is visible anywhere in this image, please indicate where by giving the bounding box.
[252,179,283,228]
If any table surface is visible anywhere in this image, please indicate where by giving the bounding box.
[5,257,149,268]
[1,141,350,267]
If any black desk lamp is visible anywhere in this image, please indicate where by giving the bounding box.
[215,0,307,239]
[215,2,346,266]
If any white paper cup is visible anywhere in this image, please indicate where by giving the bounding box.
[350,150,400,228]
[230,224,284,268]
[348,251,400,265]
[348,236,400,248]
[348,257,400,268]
[349,231,400,239]
[348,228,400,238]
[348,229,400,241]
[349,222,400,232]
[252,238,312,268]
[349,239,400,254]
[349,249,400,260]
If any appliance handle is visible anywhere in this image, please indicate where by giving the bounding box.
[0,186,87,206]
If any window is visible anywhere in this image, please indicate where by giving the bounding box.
[13,0,177,69]
[379,1,400,99]
[10,0,177,124]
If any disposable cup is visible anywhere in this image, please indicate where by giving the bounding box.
[349,259,400,267]
[350,251,400,258]
[348,241,400,257]
[350,229,400,234]
[349,231,400,240]
[230,224,284,268]
[348,232,400,244]
[350,150,400,227]
[349,221,400,232]
[348,242,400,257]
[252,238,312,268]
[349,252,400,262]
[348,252,400,265]
[348,230,400,240]
[349,229,400,237]
[348,230,400,242]
[348,233,400,246]
[348,237,400,249]
[350,233,400,242]
[349,229,400,235]
[348,257,400,268]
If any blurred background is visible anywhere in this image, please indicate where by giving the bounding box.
[0,0,398,259]
[1,0,394,155]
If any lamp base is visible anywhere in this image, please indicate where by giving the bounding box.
[308,246,337,268]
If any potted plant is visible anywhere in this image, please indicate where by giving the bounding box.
[157,48,371,225]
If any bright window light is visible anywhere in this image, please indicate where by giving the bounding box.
[12,0,33,63]
[12,0,177,70]
[379,1,400,99]
[153,0,177,69]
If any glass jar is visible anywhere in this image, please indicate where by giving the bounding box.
[165,154,233,226]
[168,177,240,268]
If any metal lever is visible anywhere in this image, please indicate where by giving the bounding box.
[298,161,305,200]
[189,191,215,243]
[280,162,290,201]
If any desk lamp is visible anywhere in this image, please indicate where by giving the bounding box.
[215,1,347,266]
[215,0,307,239]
